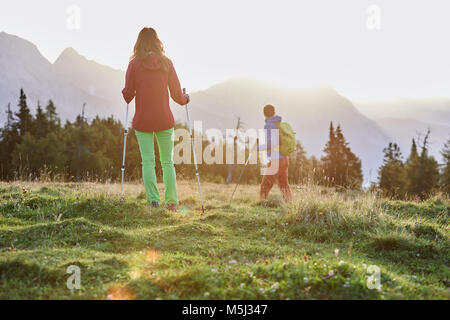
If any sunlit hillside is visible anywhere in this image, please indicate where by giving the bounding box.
[0,181,448,299]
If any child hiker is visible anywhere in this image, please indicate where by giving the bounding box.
[122,27,189,212]
[257,104,293,201]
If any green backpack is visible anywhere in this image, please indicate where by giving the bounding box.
[276,122,296,156]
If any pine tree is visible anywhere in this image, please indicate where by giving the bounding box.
[321,122,363,189]
[14,89,33,137]
[5,103,14,130]
[344,146,363,188]
[406,131,440,199]
[33,101,48,138]
[405,139,420,195]
[339,125,363,188]
[45,100,59,133]
[441,138,450,195]
[410,138,418,159]
[0,102,21,179]
[0,103,18,179]
[322,122,337,186]
[418,131,440,198]
[378,142,407,198]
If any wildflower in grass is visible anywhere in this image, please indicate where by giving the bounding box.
[259,288,265,294]
[204,292,210,297]
[270,282,279,293]
[334,249,339,257]
[339,260,345,266]
[303,277,309,284]
[211,268,217,273]
[229,259,237,265]
[328,270,335,277]
[344,281,350,288]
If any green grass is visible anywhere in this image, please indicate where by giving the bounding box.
[0,181,448,299]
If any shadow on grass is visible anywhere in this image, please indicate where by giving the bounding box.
[0,260,62,286]
[0,218,151,254]
[361,234,448,279]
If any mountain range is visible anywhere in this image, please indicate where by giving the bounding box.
[0,31,449,184]
[0,32,126,123]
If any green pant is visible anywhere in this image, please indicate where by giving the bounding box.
[135,128,178,205]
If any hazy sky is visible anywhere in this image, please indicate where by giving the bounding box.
[1,0,449,101]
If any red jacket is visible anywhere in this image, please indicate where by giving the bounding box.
[122,53,188,132]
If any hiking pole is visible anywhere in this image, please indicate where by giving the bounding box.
[184,88,205,214]
[120,103,129,201]
[230,142,257,202]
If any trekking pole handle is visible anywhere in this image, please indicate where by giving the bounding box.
[183,88,190,105]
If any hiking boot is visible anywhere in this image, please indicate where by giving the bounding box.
[167,204,177,212]
[151,202,159,208]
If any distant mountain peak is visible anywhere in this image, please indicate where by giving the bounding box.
[60,47,80,56]
[0,31,22,40]
[54,47,84,65]
[0,31,40,53]
[206,77,339,97]
[53,46,123,75]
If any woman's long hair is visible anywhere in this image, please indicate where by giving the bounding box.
[130,27,169,72]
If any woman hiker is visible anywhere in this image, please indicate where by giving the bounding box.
[122,27,189,212]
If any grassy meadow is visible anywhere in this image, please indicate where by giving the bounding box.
[0,181,448,299]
